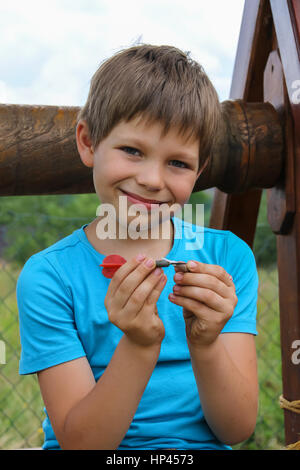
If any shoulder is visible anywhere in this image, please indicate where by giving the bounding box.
[27,227,83,262]
[224,231,258,285]
[176,215,255,257]
[16,227,84,297]
[224,230,256,259]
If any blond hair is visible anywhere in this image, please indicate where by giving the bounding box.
[78,44,221,168]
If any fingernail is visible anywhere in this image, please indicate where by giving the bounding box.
[145,258,154,268]
[188,261,197,270]
[136,253,146,262]
[153,267,162,276]
[174,272,183,281]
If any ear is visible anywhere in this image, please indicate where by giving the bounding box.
[76,119,95,168]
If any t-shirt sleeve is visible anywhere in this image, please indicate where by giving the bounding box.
[16,255,86,375]
[221,231,259,335]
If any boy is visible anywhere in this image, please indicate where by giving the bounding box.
[17,44,259,450]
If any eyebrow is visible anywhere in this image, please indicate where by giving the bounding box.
[118,136,198,161]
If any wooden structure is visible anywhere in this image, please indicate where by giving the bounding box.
[207,0,300,448]
[0,0,299,448]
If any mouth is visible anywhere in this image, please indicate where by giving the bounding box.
[120,189,167,205]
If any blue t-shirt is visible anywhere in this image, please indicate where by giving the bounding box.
[16,216,259,450]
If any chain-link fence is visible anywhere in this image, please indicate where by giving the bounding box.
[0,189,285,450]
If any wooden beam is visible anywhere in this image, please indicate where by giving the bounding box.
[0,100,283,197]
[0,104,93,195]
[229,0,261,100]
[193,100,283,193]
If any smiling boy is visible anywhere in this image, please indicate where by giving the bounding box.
[77,115,205,261]
[17,44,259,450]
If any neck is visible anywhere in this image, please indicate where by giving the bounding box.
[84,215,175,259]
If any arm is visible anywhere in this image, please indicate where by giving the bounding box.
[38,254,167,449]
[170,259,258,445]
[38,336,160,450]
[188,333,258,445]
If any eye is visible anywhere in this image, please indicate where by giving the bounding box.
[169,160,189,168]
[120,147,189,169]
[120,146,141,156]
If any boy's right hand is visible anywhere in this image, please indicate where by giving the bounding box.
[104,254,167,348]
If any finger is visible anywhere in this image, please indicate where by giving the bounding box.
[133,274,167,330]
[169,293,231,331]
[143,273,168,314]
[169,292,215,318]
[107,253,146,299]
[119,257,162,310]
[171,285,228,313]
[176,260,234,288]
[173,272,229,299]
[173,261,191,273]
[123,268,166,318]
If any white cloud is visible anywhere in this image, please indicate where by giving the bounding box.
[0,0,245,106]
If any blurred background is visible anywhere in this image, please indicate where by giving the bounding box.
[0,0,284,449]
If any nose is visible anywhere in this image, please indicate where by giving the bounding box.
[135,161,165,190]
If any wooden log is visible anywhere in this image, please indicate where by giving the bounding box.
[194,99,283,193]
[0,104,93,195]
[0,99,283,197]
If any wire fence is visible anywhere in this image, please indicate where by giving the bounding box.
[0,190,285,450]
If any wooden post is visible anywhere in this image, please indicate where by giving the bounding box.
[267,0,300,447]
[209,0,300,446]
[209,0,273,248]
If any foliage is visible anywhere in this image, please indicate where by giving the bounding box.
[0,194,99,267]
[0,191,211,267]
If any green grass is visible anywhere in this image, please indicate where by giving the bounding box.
[0,260,285,450]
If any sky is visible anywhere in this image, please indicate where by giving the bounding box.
[0,0,245,107]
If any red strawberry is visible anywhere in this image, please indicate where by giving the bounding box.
[99,254,127,278]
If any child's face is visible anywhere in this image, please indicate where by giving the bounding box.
[78,115,205,230]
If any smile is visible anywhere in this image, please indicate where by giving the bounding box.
[120,189,167,205]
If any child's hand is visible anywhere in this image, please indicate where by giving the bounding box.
[170,261,238,348]
[104,254,167,348]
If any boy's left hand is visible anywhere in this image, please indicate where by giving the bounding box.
[170,261,238,348]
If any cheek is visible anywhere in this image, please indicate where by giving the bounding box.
[94,157,130,185]
[170,177,195,202]
[109,160,135,184]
